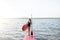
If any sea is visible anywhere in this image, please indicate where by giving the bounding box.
[0,18,60,40]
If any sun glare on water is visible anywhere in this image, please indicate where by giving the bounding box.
[0,19,12,31]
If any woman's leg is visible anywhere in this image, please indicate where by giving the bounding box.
[28,27,30,36]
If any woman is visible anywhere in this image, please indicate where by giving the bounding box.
[22,18,33,36]
[27,18,33,36]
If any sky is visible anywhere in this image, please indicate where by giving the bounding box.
[0,0,60,18]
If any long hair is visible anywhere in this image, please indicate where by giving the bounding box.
[28,18,32,27]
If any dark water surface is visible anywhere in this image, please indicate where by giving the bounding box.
[0,18,60,40]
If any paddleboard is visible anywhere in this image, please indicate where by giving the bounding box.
[23,32,36,40]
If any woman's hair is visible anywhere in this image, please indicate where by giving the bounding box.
[29,18,32,24]
[28,18,32,27]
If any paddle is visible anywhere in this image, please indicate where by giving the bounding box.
[22,24,28,31]
[31,14,33,35]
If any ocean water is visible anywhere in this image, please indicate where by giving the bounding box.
[0,18,60,40]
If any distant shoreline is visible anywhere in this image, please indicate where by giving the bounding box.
[1,18,60,19]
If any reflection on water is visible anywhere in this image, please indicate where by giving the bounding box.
[0,18,60,40]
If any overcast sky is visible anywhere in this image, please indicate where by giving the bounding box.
[0,0,60,18]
